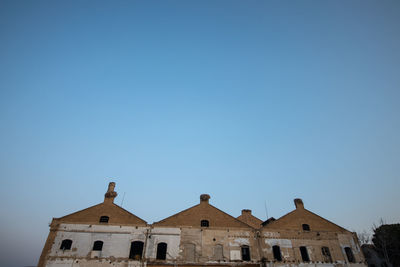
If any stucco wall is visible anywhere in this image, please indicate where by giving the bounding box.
[50,224,148,258]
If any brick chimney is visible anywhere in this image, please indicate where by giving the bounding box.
[241,209,252,216]
[294,198,304,209]
[200,194,210,204]
[104,182,118,203]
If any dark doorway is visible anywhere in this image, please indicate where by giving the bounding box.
[345,247,355,263]
[322,246,332,262]
[273,245,282,261]
[156,242,167,260]
[241,246,250,261]
[129,241,144,260]
[300,246,310,262]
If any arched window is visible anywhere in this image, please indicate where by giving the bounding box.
[322,247,332,262]
[99,216,109,223]
[213,244,223,261]
[272,245,282,261]
[184,243,196,262]
[302,224,310,231]
[344,247,355,263]
[300,246,310,262]
[156,242,167,260]
[241,245,250,261]
[60,239,72,250]
[201,220,209,227]
[93,241,103,251]
[129,241,144,260]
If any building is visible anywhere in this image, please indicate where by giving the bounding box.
[38,182,366,267]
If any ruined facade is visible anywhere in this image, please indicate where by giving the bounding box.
[38,182,366,267]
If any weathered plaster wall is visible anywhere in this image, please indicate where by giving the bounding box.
[260,230,364,265]
[50,224,147,259]
[45,258,144,267]
[44,224,365,267]
[178,228,260,263]
[337,233,363,263]
[145,227,181,260]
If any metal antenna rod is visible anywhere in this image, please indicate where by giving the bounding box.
[120,192,126,207]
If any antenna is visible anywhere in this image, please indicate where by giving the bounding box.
[120,192,126,207]
[264,200,269,219]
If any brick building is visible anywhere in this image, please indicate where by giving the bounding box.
[38,182,366,267]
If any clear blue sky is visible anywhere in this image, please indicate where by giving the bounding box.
[1,1,399,266]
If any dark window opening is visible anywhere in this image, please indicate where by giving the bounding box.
[272,245,282,261]
[241,246,250,261]
[300,246,310,262]
[99,216,109,223]
[345,247,355,263]
[201,220,209,227]
[93,241,103,251]
[129,241,144,260]
[302,224,310,231]
[60,239,72,250]
[156,242,167,260]
[321,247,332,262]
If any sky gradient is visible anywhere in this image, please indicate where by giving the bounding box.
[1,1,399,267]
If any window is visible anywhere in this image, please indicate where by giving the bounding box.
[184,243,196,262]
[213,244,223,261]
[99,216,109,223]
[272,245,282,261]
[300,246,310,262]
[344,247,355,263]
[156,243,167,260]
[93,241,103,251]
[129,241,144,260]
[201,220,209,227]
[241,245,250,261]
[302,224,310,231]
[321,247,332,262]
[60,239,72,250]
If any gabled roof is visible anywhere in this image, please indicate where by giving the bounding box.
[53,182,147,226]
[153,195,252,228]
[261,217,276,226]
[262,199,349,233]
[237,209,263,229]
[55,201,147,226]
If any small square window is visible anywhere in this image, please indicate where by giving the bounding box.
[201,220,209,227]
[99,216,109,223]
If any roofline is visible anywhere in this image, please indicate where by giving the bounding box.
[262,208,350,232]
[236,215,263,229]
[56,202,147,224]
[153,203,255,229]
[152,203,201,225]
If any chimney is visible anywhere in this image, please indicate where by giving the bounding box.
[241,209,252,216]
[294,198,304,209]
[200,194,210,204]
[104,182,118,203]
